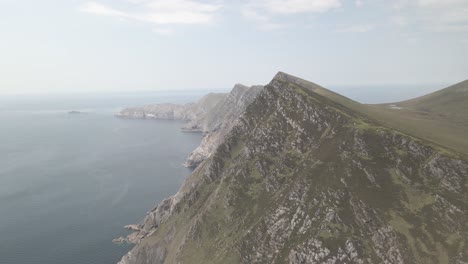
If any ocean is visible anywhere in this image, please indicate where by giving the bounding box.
[0,92,205,264]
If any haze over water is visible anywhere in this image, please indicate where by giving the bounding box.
[0,92,203,264]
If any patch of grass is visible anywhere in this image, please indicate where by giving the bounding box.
[394,147,407,157]
[436,243,450,264]
[445,233,461,246]
[318,230,333,239]
[389,212,418,259]
[390,169,436,212]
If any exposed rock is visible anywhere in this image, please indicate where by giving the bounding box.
[112,237,126,245]
[124,224,142,231]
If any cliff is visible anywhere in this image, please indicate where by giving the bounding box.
[182,84,263,167]
[117,85,263,168]
[116,93,227,120]
[118,73,468,264]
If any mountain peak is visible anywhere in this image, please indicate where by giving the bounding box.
[231,83,250,96]
[273,71,311,84]
[233,83,249,89]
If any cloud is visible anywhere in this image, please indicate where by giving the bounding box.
[417,0,467,7]
[80,0,222,34]
[392,0,468,32]
[355,0,363,7]
[81,2,128,17]
[240,8,286,30]
[246,0,341,15]
[242,0,341,29]
[337,24,374,33]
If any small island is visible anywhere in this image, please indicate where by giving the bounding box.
[68,110,84,114]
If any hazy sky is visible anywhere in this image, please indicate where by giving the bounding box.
[0,0,467,94]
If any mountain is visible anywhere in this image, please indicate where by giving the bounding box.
[118,73,468,264]
[116,92,227,120]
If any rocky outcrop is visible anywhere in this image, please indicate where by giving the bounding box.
[118,73,468,264]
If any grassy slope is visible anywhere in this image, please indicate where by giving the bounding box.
[368,79,468,156]
[396,79,468,114]
[275,72,468,156]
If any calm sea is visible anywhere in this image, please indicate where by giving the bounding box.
[0,92,205,264]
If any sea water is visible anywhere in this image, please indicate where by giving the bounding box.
[0,92,204,264]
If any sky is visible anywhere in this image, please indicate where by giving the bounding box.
[0,0,467,95]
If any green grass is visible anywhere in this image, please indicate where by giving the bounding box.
[361,105,468,156]
[389,169,436,213]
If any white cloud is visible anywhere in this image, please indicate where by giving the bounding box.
[355,0,363,7]
[81,2,128,17]
[80,0,222,34]
[392,0,468,32]
[240,8,286,30]
[246,0,341,15]
[242,0,341,29]
[417,0,467,7]
[337,24,374,33]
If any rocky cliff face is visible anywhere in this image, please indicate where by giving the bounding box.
[183,84,263,167]
[116,93,227,120]
[118,73,468,264]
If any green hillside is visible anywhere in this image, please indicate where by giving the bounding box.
[396,79,468,114]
